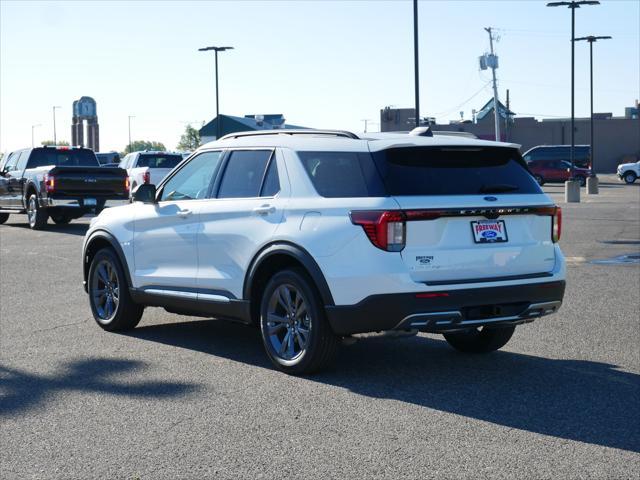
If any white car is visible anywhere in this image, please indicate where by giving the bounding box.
[617,160,640,184]
[82,130,566,374]
[119,151,183,194]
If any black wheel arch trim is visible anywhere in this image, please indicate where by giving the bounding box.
[83,229,133,292]
[243,241,335,306]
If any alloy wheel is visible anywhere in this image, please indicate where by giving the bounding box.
[91,259,120,323]
[27,197,37,227]
[265,284,311,361]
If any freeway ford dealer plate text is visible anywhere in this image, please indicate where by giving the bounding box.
[471,220,508,243]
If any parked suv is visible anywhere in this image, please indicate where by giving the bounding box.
[617,160,640,184]
[82,130,566,374]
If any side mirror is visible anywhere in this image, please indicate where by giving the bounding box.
[133,183,157,203]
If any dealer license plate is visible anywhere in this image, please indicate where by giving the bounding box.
[84,198,97,206]
[471,220,508,243]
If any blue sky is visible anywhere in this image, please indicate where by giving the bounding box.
[1,0,638,153]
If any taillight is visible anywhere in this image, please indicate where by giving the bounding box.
[142,170,150,184]
[350,210,406,252]
[552,206,562,243]
[44,173,55,193]
[124,177,130,192]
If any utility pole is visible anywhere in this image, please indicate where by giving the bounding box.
[484,27,501,141]
[52,106,61,145]
[413,0,420,128]
[198,46,234,139]
[128,115,135,152]
[505,89,510,142]
[575,36,611,176]
[361,119,372,133]
[547,1,600,203]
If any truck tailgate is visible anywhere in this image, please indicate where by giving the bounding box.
[48,166,128,197]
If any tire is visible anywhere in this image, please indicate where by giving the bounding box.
[578,176,587,187]
[88,248,144,332]
[26,193,48,230]
[50,213,71,225]
[259,268,339,374]
[533,175,544,186]
[0,212,9,224]
[624,172,637,184]
[443,325,516,354]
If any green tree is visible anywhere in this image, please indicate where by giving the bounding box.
[176,124,201,151]
[41,140,70,146]
[124,140,166,154]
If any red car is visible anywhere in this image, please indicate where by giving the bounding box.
[527,159,592,187]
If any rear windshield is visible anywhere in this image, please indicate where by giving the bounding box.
[372,146,542,196]
[28,149,99,168]
[136,154,182,169]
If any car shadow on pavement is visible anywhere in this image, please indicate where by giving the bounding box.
[129,318,640,453]
[0,358,200,417]
[1,222,89,236]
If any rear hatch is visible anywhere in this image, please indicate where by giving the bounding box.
[137,153,183,184]
[371,145,557,284]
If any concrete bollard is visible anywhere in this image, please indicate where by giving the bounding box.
[565,180,581,203]
[586,176,599,195]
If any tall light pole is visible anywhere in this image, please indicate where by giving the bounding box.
[575,35,611,178]
[198,46,234,139]
[484,27,501,141]
[52,106,61,145]
[413,0,420,128]
[31,124,41,147]
[546,1,600,184]
[128,115,135,152]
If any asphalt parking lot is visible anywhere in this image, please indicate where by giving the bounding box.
[1,175,638,479]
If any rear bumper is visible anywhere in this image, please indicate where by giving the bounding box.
[325,280,565,335]
[44,197,129,208]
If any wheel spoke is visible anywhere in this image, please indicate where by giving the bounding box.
[286,330,295,358]
[104,296,113,316]
[295,303,307,320]
[98,264,109,284]
[279,330,291,355]
[267,322,286,335]
[297,325,309,346]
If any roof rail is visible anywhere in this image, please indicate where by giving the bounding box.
[218,129,360,141]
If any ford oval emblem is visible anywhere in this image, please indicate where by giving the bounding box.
[484,196,498,202]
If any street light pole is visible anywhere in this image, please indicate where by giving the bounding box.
[198,46,234,139]
[575,35,612,177]
[413,0,420,128]
[52,106,61,145]
[31,124,41,148]
[128,115,135,152]
[546,0,600,202]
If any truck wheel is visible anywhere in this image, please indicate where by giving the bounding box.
[533,175,544,186]
[88,248,143,331]
[259,268,339,374]
[443,325,515,354]
[578,176,587,187]
[0,213,9,224]
[26,194,48,230]
[50,213,71,225]
[624,172,637,184]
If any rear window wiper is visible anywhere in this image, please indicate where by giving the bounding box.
[479,184,519,193]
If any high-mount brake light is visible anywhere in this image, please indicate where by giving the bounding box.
[350,211,406,252]
[56,146,70,151]
[142,170,151,184]
[552,206,562,243]
[44,173,55,193]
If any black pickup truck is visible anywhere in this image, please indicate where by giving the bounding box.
[0,146,129,229]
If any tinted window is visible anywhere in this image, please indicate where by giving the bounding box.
[136,154,182,169]
[27,148,99,168]
[372,146,542,195]
[217,150,272,198]
[299,151,384,198]
[160,151,222,201]
[260,158,280,197]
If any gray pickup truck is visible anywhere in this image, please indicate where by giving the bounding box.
[0,146,129,229]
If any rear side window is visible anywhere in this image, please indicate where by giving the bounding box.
[299,152,385,198]
[217,150,272,198]
[372,146,542,196]
[27,149,99,168]
[136,154,182,169]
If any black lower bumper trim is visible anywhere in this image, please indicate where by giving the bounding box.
[325,281,565,336]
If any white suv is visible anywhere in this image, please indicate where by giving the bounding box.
[82,130,566,374]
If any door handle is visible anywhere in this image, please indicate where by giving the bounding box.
[177,208,192,218]
[253,204,276,216]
